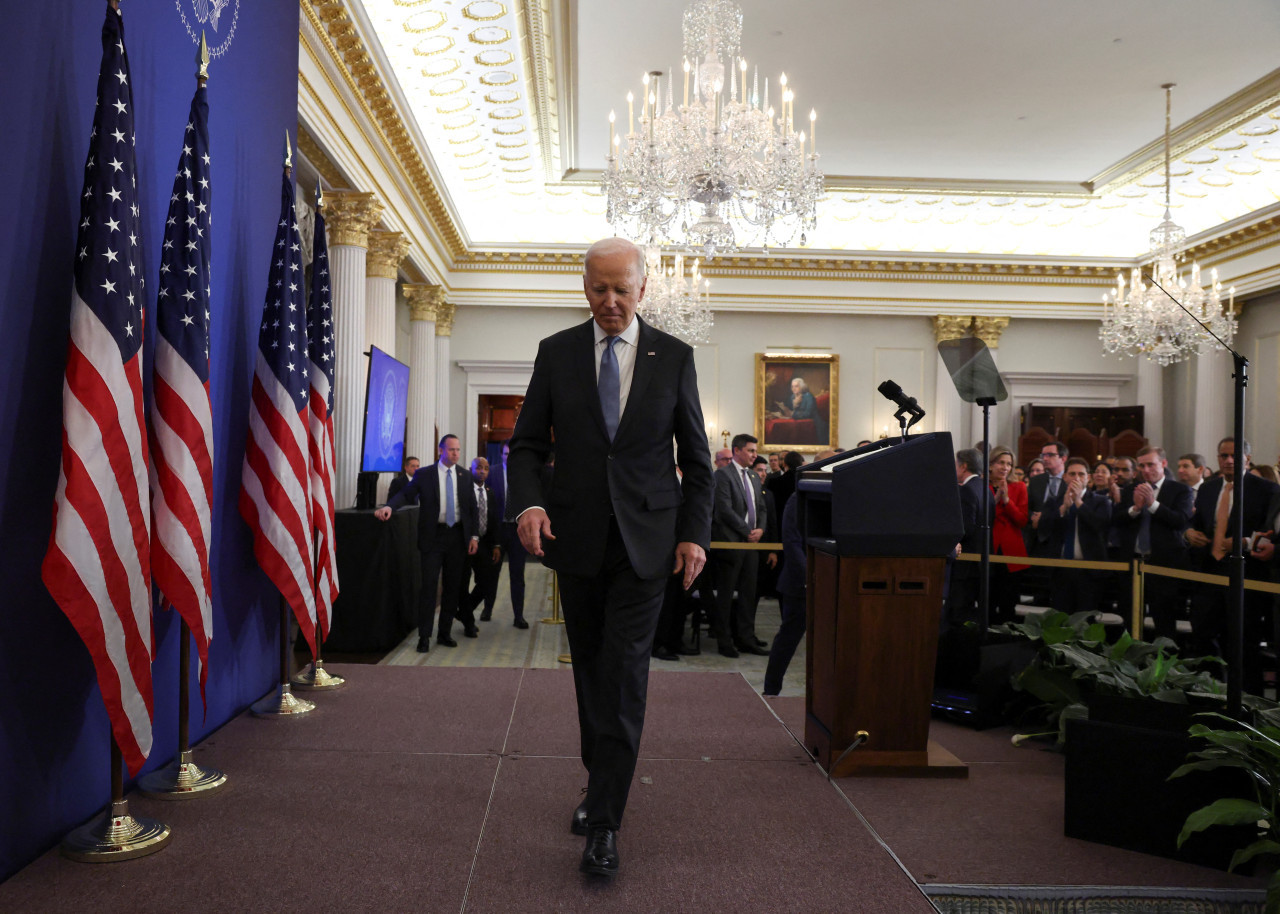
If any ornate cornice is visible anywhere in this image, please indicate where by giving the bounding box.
[296,124,346,190]
[972,316,1011,348]
[303,0,466,260]
[323,190,383,248]
[933,316,973,343]
[514,0,561,182]
[366,230,411,279]
[403,283,443,322]
[434,299,457,336]
[1184,214,1280,267]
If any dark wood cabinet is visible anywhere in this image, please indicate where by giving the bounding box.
[1017,405,1145,467]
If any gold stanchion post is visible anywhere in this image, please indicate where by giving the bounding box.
[1130,557,1145,640]
[61,738,171,862]
[252,596,315,717]
[552,573,572,664]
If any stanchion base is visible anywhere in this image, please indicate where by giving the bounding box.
[60,800,171,862]
[557,652,572,664]
[250,684,315,717]
[540,617,565,625]
[291,661,345,691]
[137,750,227,799]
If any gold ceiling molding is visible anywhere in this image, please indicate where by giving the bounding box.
[297,124,347,190]
[513,0,561,182]
[304,0,466,261]
[1183,214,1280,266]
[366,230,411,278]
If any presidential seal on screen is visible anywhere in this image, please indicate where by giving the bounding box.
[177,0,240,59]
[379,371,397,461]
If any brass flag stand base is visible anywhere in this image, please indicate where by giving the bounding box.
[61,799,171,862]
[251,682,315,717]
[541,572,566,626]
[138,749,227,799]
[292,658,345,691]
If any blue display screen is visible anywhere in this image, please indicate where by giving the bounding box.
[360,346,410,472]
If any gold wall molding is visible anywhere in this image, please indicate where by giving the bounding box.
[404,283,444,321]
[434,299,457,336]
[324,190,384,248]
[933,316,973,343]
[303,0,467,260]
[297,124,347,189]
[972,316,1011,348]
[366,230,411,278]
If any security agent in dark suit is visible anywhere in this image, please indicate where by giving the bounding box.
[387,455,420,504]
[487,441,529,629]
[462,457,503,622]
[375,434,479,650]
[1040,456,1112,614]
[944,447,992,632]
[508,237,712,878]
[711,433,770,657]
[1184,438,1280,692]
[1026,440,1068,556]
[1111,446,1193,639]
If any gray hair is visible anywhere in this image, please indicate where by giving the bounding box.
[584,237,645,277]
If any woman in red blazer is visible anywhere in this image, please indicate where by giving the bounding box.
[989,446,1028,624]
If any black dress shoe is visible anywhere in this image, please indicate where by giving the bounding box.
[463,627,479,638]
[717,640,739,658]
[754,637,768,648]
[652,645,680,662]
[737,642,770,656]
[676,642,700,656]
[580,827,619,878]
[479,610,492,621]
[416,639,430,653]
[437,636,458,648]
[570,802,588,836]
[513,618,530,630]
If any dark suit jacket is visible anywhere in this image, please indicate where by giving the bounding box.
[775,494,805,597]
[712,462,769,543]
[489,462,511,524]
[1026,472,1066,547]
[1042,489,1112,561]
[1190,474,1280,578]
[386,462,480,549]
[507,317,713,581]
[387,472,415,504]
[1112,477,1193,565]
[473,482,500,549]
[953,475,993,578]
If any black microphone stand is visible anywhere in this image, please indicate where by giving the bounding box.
[977,395,997,633]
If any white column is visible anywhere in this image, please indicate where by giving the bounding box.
[403,283,439,461]
[364,230,408,356]
[435,299,456,441]
[1192,347,1231,458]
[1134,355,1164,447]
[323,190,384,511]
[971,317,1009,448]
[932,316,971,442]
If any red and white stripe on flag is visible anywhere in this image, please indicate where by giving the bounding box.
[308,376,338,639]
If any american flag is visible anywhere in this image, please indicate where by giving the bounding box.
[238,158,318,656]
[42,5,153,776]
[306,196,339,639]
[149,82,214,706]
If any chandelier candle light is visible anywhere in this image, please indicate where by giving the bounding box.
[1099,84,1237,366]
[639,244,714,344]
[602,0,824,258]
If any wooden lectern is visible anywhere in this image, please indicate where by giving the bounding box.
[798,434,969,778]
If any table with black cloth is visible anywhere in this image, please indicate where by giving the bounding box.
[325,507,421,653]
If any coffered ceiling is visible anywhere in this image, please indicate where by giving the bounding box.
[348,0,1280,259]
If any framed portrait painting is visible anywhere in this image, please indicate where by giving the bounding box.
[755,353,839,453]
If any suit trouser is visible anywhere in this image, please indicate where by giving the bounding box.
[499,522,527,619]
[1050,567,1101,615]
[763,590,807,696]
[420,524,470,640]
[557,518,666,831]
[1190,563,1271,695]
[464,543,501,615]
[712,547,759,646]
[654,573,691,652]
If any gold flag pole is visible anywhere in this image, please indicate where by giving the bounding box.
[294,178,345,692]
[138,32,227,798]
[62,738,171,862]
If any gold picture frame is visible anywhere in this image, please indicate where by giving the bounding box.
[754,353,839,454]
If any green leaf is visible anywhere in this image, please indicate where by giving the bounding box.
[1083,622,1107,643]
[1109,630,1135,662]
[1169,757,1256,780]
[1150,688,1189,704]
[1177,798,1270,848]
[1057,702,1088,745]
[1018,665,1081,708]
[1230,839,1280,872]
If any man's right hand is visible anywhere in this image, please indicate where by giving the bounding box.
[517,507,555,556]
[747,527,764,543]
[374,506,392,521]
[1186,529,1209,548]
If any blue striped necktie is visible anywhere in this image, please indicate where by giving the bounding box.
[445,467,456,527]
[599,336,621,440]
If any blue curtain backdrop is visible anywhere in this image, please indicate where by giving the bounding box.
[1,2,300,880]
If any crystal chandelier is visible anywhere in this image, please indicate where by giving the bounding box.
[602,0,824,259]
[639,244,714,344]
[1099,84,1237,366]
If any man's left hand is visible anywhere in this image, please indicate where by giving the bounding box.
[491,547,502,564]
[673,542,706,590]
[766,553,778,569]
[468,538,479,556]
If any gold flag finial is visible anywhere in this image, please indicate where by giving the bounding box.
[283,131,293,170]
[315,179,324,211]
[196,31,210,83]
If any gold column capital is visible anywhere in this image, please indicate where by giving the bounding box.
[366,230,411,279]
[323,190,384,249]
[933,315,972,344]
[434,299,456,337]
[972,316,1011,348]
[404,283,444,322]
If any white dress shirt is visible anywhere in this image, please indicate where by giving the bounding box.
[593,316,639,419]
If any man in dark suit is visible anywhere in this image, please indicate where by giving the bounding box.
[508,237,712,878]
[462,456,503,623]
[1041,456,1112,613]
[487,440,529,629]
[1185,437,1280,692]
[1026,440,1068,555]
[375,434,479,650]
[710,433,770,658]
[943,447,990,631]
[1112,446,1193,639]
[387,455,419,503]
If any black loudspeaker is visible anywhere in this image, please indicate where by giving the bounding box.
[355,471,379,510]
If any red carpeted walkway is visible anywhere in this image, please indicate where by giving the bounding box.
[0,666,935,913]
